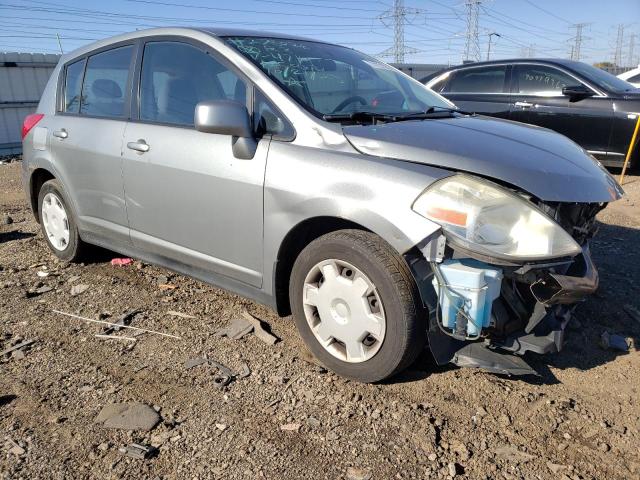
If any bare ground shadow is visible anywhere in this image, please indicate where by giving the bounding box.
[0,230,35,244]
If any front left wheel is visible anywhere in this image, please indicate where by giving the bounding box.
[289,229,427,383]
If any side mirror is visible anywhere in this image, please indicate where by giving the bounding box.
[195,100,252,137]
[194,100,257,160]
[562,85,595,101]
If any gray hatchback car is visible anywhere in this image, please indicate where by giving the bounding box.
[22,27,623,382]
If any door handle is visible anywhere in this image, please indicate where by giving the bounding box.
[52,129,68,139]
[514,101,533,108]
[127,140,150,153]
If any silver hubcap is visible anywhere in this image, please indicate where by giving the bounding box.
[303,259,386,363]
[41,192,70,251]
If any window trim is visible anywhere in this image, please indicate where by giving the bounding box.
[56,39,138,120]
[129,35,254,130]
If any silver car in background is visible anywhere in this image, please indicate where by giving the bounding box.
[22,28,623,382]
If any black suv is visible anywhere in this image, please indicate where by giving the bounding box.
[425,59,640,167]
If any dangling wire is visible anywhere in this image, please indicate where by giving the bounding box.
[430,262,482,341]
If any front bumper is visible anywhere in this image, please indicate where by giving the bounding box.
[416,242,599,376]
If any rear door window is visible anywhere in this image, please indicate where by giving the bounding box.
[139,41,247,126]
[63,59,86,113]
[513,64,576,96]
[79,45,133,117]
[447,66,508,93]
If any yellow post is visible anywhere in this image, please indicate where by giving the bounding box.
[619,113,640,185]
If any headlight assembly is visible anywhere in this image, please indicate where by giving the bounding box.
[413,175,582,261]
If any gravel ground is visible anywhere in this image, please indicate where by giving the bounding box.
[1,156,639,480]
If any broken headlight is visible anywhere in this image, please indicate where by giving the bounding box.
[412,175,582,261]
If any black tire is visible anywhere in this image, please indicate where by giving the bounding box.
[289,229,426,383]
[37,179,86,262]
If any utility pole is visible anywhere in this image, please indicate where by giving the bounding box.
[377,0,423,63]
[614,24,625,67]
[463,0,481,62]
[570,23,588,61]
[486,32,500,61]
[627,33,636,67]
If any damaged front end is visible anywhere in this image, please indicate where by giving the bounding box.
[408,179,609,376]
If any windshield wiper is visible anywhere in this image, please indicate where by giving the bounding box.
[323,107,474,124]
[394,106,474,120]
[322,111,397,123]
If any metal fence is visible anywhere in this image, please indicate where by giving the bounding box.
[0,52,60,155]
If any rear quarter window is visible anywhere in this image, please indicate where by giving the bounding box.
[63,59,86,113]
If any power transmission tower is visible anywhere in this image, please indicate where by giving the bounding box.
[463,0,481,62]
[570,23,588,61]
[614,24,625,67]
[377,0,423,63]
[627,33,636,67]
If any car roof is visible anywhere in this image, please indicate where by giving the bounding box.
[195,27,325,43]
[437,58,587,72]
[60,26,336,62]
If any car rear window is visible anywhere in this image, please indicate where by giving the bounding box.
[79,45,133,118]
[447,66,507,94]
[63,58,86,113]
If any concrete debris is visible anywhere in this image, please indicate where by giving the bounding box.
[494,445,535,463]
[547,462,567,474]
[103,310,141,335]
[241,311,279,345]
[36,270,49,278]
[26,285,53,297]
[215,423,228,431]
[346,467,372,480]
[9,444,25,456]
[599,331,630,352]
[95,402,161,431]
[167,310,196,319]
[214,317,254,340]
[119,443,157,460]
[1,215,13,225]
[236,362,251,379]
[280,423,301,432]
[184,357,208,369]
[448,462,458,477]
[70,284,90,296]
[1,339,35,358]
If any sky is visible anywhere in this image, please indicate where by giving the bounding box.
[0,0,639,67]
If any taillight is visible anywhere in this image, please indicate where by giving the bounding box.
[22,113,44,140]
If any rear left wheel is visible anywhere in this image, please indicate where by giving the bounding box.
[38,179,86,262]
[289,229,427,383]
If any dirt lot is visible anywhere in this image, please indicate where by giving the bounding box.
[1,157,639,480]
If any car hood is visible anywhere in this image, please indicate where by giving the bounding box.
[343,115,623,203]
